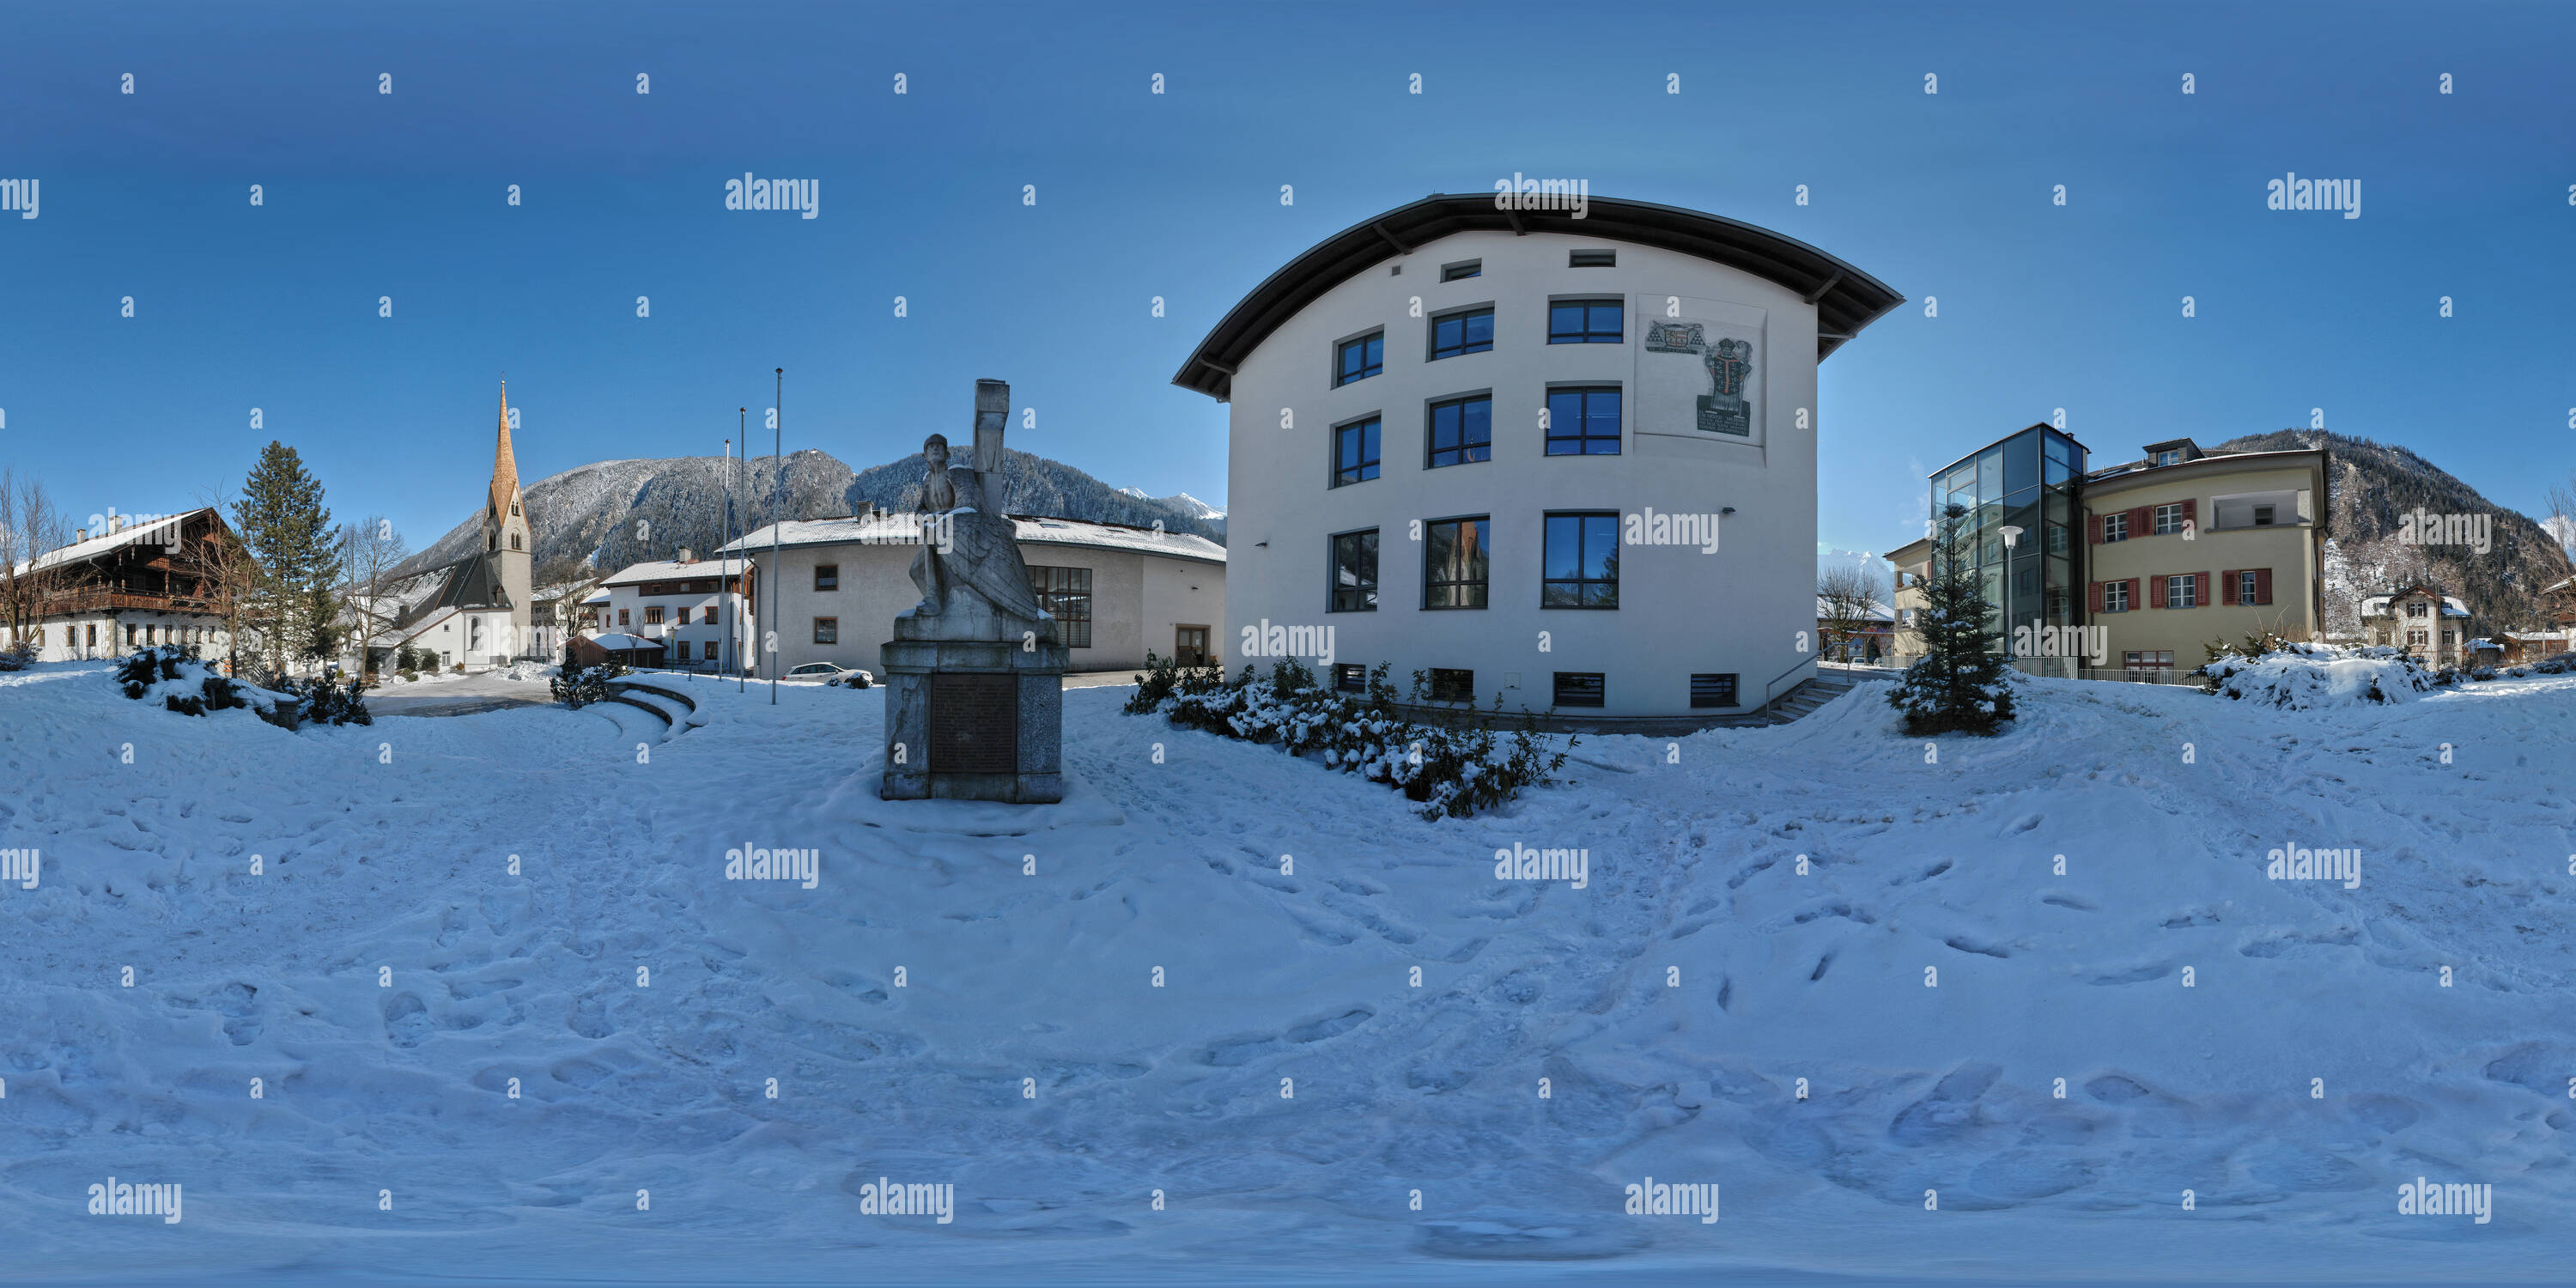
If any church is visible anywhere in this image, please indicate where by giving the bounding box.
[366,385,537,672]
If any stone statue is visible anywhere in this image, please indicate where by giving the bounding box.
[906,432,1052,633]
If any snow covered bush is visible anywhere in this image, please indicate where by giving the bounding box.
[551,662,624,709]
[115,644,250,717]
[275,674,374,726]
[2470,665,2498,682]
[0,638,36,671]
[2199,640,2435,707]
[1123,653,1571,819]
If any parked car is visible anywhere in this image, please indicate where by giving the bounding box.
[781,661,872,688]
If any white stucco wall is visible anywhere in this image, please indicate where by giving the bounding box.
[1221,228,1824,717]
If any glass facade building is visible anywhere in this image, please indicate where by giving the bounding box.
[1927,426,2088,671]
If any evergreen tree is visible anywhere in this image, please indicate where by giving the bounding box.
[1888,501,2016,735]
[231,441,339,677]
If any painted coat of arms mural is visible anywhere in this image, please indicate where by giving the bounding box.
[1643,319,1758,437]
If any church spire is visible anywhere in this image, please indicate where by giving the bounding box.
[489,380,521,524]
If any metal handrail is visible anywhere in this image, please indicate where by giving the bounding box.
[1762,653,1820,713]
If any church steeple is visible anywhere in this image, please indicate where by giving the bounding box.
[489,380,521,529]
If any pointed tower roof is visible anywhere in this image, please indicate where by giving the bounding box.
[489,381,521,522]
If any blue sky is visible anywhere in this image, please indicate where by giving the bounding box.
[3,1,2569,564]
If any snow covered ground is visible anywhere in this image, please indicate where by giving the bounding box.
[3,660,2573,1285]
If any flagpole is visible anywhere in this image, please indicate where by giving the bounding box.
[771,368,782,706]
[734,409,745,694]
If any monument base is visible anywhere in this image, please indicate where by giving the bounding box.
[879,629,1068,804]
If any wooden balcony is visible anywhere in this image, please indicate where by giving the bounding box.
[35,589,224,617]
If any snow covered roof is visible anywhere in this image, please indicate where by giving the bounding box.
[724,513,1227,566]
[1815,596,1895,623]
[580,589,611,605]
[11,507,207,577]
[370,605,459,649]
[599,558,744,586]
[586,632,665,651]
[2359,591,2469,619]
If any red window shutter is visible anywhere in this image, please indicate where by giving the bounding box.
[2255,568,2272,605]
[2150,574,2166,609]
[2181,499,2197,532]
[2089,580,2105,612]
[2197,572,2211,607]
[2130,506,2153,537]
[2220,569,2239,605]
[2089,514,2105,545]
[2129,580,2142,611]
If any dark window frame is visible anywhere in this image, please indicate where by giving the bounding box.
[1569,249,1616,268]
[1422,514,1491,611]
[1425,393,1492,469]
[1328,528,1379,613]
[1546,297,1623,344]
[1690,672,1739,708]
[1334,330,1384,386]
[1440,259,1481,282]
[1545,385,1623,456]
[1331,415,1382,488]
[814,563,839,591]
[1029,565,1094,648]
[1552,671,1606,708]
[1428,306,1496,361]
[812,616,838,645]
[1332,662,1366,693]
[1541,511,1621,609]
[1428,668,1475,702]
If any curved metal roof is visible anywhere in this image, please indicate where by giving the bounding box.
[1172,193,1904,401]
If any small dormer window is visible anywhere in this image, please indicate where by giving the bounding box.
[2151,449,2182,467]
[2253,504,2275,526]
[512,501,520,515]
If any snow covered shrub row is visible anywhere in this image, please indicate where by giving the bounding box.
[273,674,374,726]
[0,638,35,671]
[2198,639,2437,707]
[551,662,626,709]
[115,644,252,717]
[1124,653,1571,819]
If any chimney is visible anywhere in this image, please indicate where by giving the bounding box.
[74,528,87,542]
[106,515,124,534]
[677,548,692,564]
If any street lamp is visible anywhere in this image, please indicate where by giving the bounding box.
[1999,526,2024,673]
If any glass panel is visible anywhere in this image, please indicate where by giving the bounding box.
[2003,433,2037,500]
[1544,516,1581,580]
[1978,449,2002,503]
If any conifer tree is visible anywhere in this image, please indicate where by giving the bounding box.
[231,441,339,677]
[1888,501,2016,735]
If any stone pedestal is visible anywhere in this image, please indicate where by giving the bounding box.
[879,614,1067,803]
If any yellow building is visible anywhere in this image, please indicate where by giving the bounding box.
[1885,536,1933,665]
[2081,437,2328,676]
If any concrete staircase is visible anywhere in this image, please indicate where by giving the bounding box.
[1763,672,1863,726]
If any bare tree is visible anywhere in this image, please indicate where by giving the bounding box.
[0,469,74,651]
[339,515,412,669]
[193,486,264,677]
[1819,562,1890,664]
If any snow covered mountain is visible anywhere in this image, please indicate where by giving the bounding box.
[395,449,1224,579]
[1120,486,1225,522]
[2213,429,2574,632]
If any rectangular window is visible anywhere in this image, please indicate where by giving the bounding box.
[1440,259,1480,282]
[1426,395,1492,468]
[1029,565,1093,648]
[2101,513,2128,543]
[2045,587,2069,619]
[815,563,839,591]
[813,617,837,645]
[1543,513,1620,608]
[2406,602,2428,618]
[2046,522,2069,556]
[1430,307,1494,360]
[675,641,692,662]
[2408,629,2428,647]
[1335,331,1383,386]
[1544,386,1622,455]
[2104,580,2131,612]
[1423,517,1490,609]
[645,606,665,625]
[1547,298,1623,344]
[1690,672,1739,708]
[1333,663,1366,693]
[2154,503,2185,536]
[676,607,691,625]
[1330,530,1378,612]
[2166,574,2197,609]
[1429,668,1474,702]
[2152,449,2182,467]
[1552,671,1606,708]
[1569,249,1616,268]
[2253,504,2275,526]
[1333,416,1381,486]
[2238,571,2260,605]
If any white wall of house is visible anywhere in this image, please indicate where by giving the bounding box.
[1220,228,1825,717]
[5,614,228,662]
[600,577,751,671]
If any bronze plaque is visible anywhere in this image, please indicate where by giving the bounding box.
[929,672,1018,774]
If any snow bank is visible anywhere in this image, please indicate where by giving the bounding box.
[2201,641,2435,707]
[500,659,556,682]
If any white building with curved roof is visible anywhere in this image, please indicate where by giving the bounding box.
[1174,193,1900,720]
